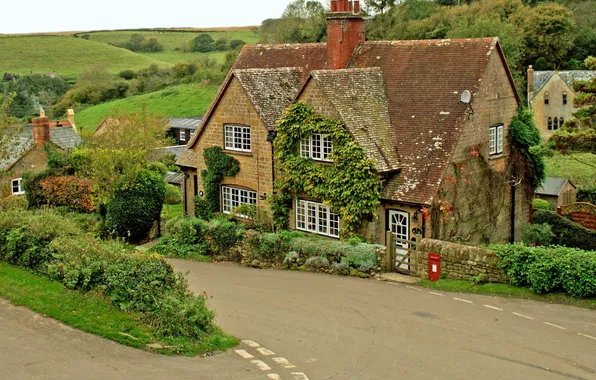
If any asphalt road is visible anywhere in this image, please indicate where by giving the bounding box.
[172,260,596,380]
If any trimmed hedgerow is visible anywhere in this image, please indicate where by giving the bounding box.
[533,209,596,251]
[577,186,596,204]
[532,198,552,211]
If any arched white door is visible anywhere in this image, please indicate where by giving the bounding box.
[389,210,410,271]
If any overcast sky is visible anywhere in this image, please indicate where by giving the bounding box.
[2,0,296,34]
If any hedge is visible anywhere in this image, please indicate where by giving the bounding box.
[533,209,596,251]
[577,187,596,205]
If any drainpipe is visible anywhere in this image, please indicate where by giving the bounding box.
[509,176,523,244]
[183,172,189,215]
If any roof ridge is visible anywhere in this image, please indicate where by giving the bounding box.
[234,67,305,74]
[362,37,498,46]
[243,43,326,49]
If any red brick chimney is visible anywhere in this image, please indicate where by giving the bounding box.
[327,0,365,70]
[32,117,51,148]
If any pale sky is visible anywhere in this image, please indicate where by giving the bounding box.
[2,0,296,34]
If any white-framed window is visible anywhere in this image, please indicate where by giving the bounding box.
[489,124,503,155]
[221,186,257,214]
[180,130,186,142]
[224,125,251,152]
[300,133,332,161]
[11,178,24,195]
[296,199,340,238]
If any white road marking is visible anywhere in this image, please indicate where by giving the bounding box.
[484,305,503,311]
[273,357,296,368]
[292,373,310,380]
[235,349,254,359]
[428,292,444,296]
[257,347,276,356]
[578,333,596,341]
[453,297,473,304]
[250,360,272,371]
[267,374,282,380]
[406,286,422,291]
[543,322,566,330]
[512,312,534,320]
[241,340,260,348]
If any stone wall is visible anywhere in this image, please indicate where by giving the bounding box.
[415,238,506,283]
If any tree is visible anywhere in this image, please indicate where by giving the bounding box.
[260,1,326,43]
[364,0,397,15]
[191,34,215,53]
[569,56,596,130]
[0,92,20,164]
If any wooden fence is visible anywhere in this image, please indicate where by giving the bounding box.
[385,232,422,276]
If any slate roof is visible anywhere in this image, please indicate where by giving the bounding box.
[536,177,575,197]
[307,68,400,173]
[168,117,202,130]
[533,71,596,93]
[165,171,183,185]
[1,125,81,170]
[176,148,197,168]
[235,68,304,131]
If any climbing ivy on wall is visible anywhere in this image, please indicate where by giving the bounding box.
[509,108,546,193]
[195,146,240,218]
[273,103,382,238]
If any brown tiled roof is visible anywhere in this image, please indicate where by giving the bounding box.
[348,38,515,205]
[235,68,304,131]
[307,68,400,173]
[176,147,197,168]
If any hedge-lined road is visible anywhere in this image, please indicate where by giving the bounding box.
[173,260,596,380]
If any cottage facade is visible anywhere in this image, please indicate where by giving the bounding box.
[178,0,530,245]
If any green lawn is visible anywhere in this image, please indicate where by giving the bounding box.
[0,35,170,78]
[544,152,596,188]
[162,203,185,220]
[75,83,218,132]
[0,261,237,356]
[419,279,596,310]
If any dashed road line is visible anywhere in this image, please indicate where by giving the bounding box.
[428,291,444,296]
[406,286,422,291]
[250,360,272,371]
[484,305,503,311]
[256,347,276,356]
[267,375,282,380]
[578,333,596,341]
[273,357,296,369]
[453,297,473,304]
[241,340,260,348]
[235,349,254,359]
[292,373,310,380]
[543,322,566,330]
[512,312,534,320]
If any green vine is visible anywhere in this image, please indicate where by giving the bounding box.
[195,146,239,219]
[508,108,546,193]
[273,103,382,238]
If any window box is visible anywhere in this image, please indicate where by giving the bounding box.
[296,199,340,238]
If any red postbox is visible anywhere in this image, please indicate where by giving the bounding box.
[428,253,441,281]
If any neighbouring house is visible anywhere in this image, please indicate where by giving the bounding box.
[165,171,183,187]
[0,111,81,197]
[177,0,531,245]
[527,66,596,140]
[167,117,201,145]
[535,177,576,209]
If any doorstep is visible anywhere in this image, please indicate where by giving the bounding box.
[380,272,419,285]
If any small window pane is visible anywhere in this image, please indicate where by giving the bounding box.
[554,118,559,130]
[547,117,553,130]
[489,127,496,155]
[312,134,321,160]
[496,125,503,154]
[180,130,186,142]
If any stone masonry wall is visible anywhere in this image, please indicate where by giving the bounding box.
[416,238,506,283]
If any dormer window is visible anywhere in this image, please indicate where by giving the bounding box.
[562,92,567,105]
[300,133,332,161]
[544,92,549,105]
[489,124,503,155]
[224,125,251,152]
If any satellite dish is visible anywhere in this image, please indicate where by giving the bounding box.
[460,90,471,104]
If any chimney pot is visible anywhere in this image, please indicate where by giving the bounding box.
[40,110,45,118]
[331,0,337,12]
[354,1,360,14]
[32,117,51,148]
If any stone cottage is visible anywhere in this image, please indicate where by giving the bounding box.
[527,66,596,140]
[177,0,531,245]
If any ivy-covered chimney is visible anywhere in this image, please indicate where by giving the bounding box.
[327,0,365,70]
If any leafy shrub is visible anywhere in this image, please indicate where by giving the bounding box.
[165,216,207,245]
[304,256,330,271]
[331,261,350,275]
[193,196,213,220]
[164,184,182,205]
[283,251,301,266]
[147,291,214,338]
[249,232,291,263]
[533,198,552,211]
[559,252,596,297]
[289,237,381,272]
[577,187,596,205]
[0,195,28,211]
[205,215,243,254]
[106,169,167,241]
[520,222,554,246]
[533,209,596,250]
[151,235,208,260]
[39,176,95,213]
[22,170,52,208]
[119,70,135,80]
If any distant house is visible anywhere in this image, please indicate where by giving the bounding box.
[1,111,81,197]
[167,117,201,145]
[535,177,577,209]
[527,66,596,139]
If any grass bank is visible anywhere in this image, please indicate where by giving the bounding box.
[0,261,236,355]
[544,152,596,188]
[419,279,596,310]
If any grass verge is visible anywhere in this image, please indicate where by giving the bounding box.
[418,279,596,310]
[0,261,236,355]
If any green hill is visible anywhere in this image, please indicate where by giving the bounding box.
[544,153,596,189]
[75,84,218,134]
[0,35,170,78]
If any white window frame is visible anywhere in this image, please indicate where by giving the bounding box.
[180,130,186,142]
[295,199,340,238]
[224,125,251,152]
[11,178,25,195]
[221,186,257,215]
[489,124,503,155]
[300,133,332,161]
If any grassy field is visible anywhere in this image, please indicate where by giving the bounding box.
[0,35,170,78]
[141,51,229,65]
[75,83,218,132]
[544,152,596,188]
